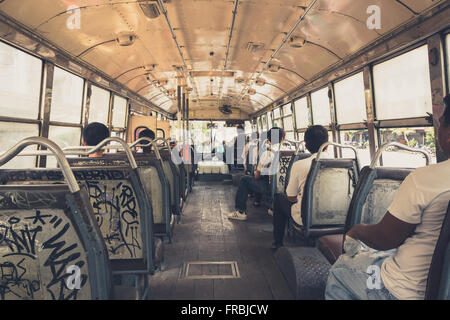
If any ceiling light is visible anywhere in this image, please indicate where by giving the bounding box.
[143,64,157,72]
[255,78,266,86]
[167,88,176,95]
[246,42,265,53]
[116,32,136,46]
[268,61,280,72]
[248,88,256,95]
[289,36,306,48]
[138,0,161,19]
[235,77,245,84]
[242,95,250,102]
[157,79,169,86]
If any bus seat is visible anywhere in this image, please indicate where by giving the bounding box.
[103,153,172,241]
[317,234,344,265]
[0,184,116,300]
[300,158,359,239]
[274,246,331,299]
[425,200,450,300]
[159,149,181,217]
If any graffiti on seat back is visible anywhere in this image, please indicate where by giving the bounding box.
[0,204,90,300]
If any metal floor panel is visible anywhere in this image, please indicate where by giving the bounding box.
[179,261,240,280]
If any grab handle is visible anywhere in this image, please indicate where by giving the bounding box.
[370,142,431,169]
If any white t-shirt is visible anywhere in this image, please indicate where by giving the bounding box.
[285,153,316,226]
[381,159,450,300]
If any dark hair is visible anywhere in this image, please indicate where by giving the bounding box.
[83,122,109,146]
[267,127,285,144]
[444,94,450,127]
[138,129,156,140]
[304,125,329,153]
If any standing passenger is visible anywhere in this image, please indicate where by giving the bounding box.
[325,95,450,300]
[228,127,285,221]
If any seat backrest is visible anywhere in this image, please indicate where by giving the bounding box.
[301,158,359,238]
[269,150,295,198]
[425,200,450,300]
[159,149,181,215]
[345,166,412,232]
[0,183,112,300]
[1,162,155,275]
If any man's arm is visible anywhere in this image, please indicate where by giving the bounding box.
[346,211,417,251]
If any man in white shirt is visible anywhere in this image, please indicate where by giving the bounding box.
[229,127,285,221]
[272,125,329,249]
[325,95,450,300]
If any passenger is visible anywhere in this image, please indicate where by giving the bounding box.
[228,127,285,221]
[82,122,110,158]
[243,132,259,176]
[272,125,329,249]
[325,95,450,300]
[138,128,156,153]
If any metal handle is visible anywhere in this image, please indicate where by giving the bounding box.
[370,142,431,169]
[130,138,163,161]
[294,141,306,155]
[18,137,138,169]
[316,141,360,167]
[0,137,80,193]
[153,138,172,151]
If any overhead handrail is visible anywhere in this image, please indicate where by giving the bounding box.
[0,137,80,193]
[17,137,138,169]
[370,142,431,169]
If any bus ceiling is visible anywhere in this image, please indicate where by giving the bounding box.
[0,0,447,119]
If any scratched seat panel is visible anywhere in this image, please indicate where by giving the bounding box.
[139,166,163,224]
[162,160,175,213]
[0,186,94,300]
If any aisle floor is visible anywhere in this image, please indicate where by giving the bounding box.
[148,181,294,300]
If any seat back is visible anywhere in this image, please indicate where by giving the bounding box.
[345,167,412,231]
[425,199,450,300]
[0,137,112,300]
[300,142,360,239]
[159,149,181,215]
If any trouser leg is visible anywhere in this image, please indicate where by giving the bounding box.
[273,194,292,245]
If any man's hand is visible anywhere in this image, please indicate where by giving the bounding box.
[254,170,261,180]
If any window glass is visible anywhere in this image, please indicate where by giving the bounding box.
[46,126,82,168]
[340,130,371,167]
[112,95,128,128]
[373,45,432,120]
[0,42,42,119]
[267,111,272,128]
[283,103,292,116]
[379,127,436,167]
[294,97,310,129]
[286,131,295,142]
[283,116,294,131]
[245,121,253,135]
[0,122,38,168]
[89,85,110,124]
[273,108,281,119]
[50,67,84,123]
[334,72,366,124]
[311,87,331,126]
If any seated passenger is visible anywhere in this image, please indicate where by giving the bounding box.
[325,95,450,300]
[272,125,329,249]
[228,127,285,221]
[243,132,259,176]
[138,128,156,153]
[82,122,110,158]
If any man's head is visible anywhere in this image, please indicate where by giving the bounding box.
[138,129,156,153]
[82,122,109,146]
[438,94,450,157]
[304,125,329,154]
[267,127,285,145]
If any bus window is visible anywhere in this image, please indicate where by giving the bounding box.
[294,97,310,130]
[0,122,38,169]
[373,45,432,120]
[47,126,82,167]
[447,34,450,94]
[340,129,371,167]
[112,95,128,129]
[311,87,331,126]
[379,127,436,167]
[50,67,84,123]
[267,111,272,128]
[334,72,366,125]
[88,85,110,125]
[0,41,42,119]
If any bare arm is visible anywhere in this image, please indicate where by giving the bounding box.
[346,211,417,251]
